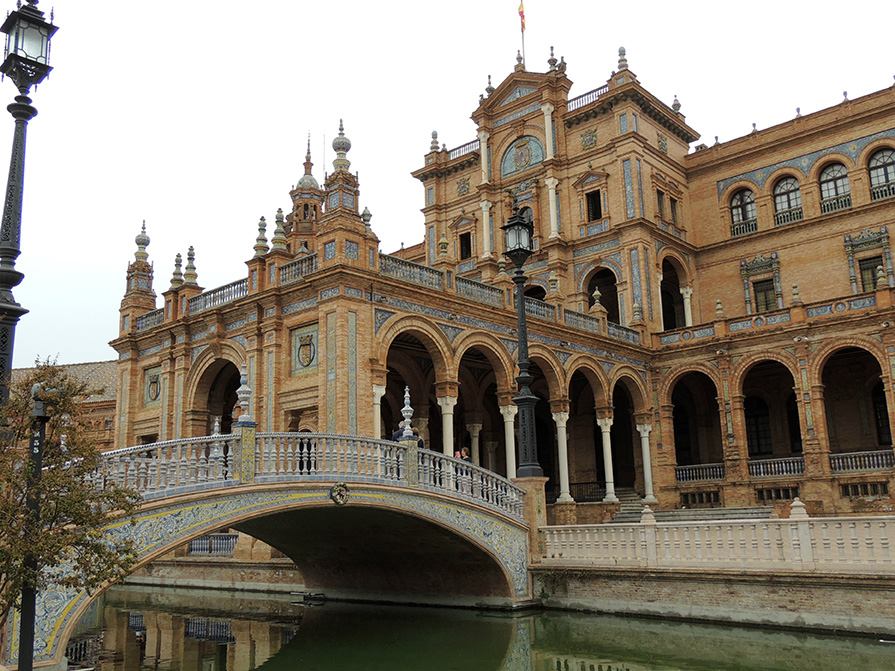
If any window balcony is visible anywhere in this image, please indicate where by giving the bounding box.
[871,182,895,202]
[820,193,852,213]
[730,218,758,237]
[774,207,803,226]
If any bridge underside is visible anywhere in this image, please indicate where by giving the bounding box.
[235,506,514,605]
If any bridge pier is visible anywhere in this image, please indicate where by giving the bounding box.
[513,476,548,561]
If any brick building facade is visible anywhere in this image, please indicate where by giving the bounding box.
[110,49,895,518]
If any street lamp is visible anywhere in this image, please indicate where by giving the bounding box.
[502,201,543,478]
[0,0,57,404]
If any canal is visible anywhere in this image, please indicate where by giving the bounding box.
[66,585,895,670]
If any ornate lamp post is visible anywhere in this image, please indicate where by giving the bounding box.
[502,202,543,478]
[0,1,57,404]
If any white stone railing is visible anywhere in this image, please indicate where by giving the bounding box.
[279,253,319,285]
[543,502,895,573]
[830,449,895,473]
[748,456,805,477]
[97,433,525,522]
[95,435,239,495]
[567,85,609,112]
[675,462,725,482]
[448,139,480,160]
[188,279,249,315]
[380,254,444,290]
[455,276,503,307]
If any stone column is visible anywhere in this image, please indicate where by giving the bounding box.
[552,411,573,502]
[484,439,498,471]
[597,417,618,502]
[480,199,493,259]
[545,176,560,239]
[680,286,694,327]
[437,395,457,456]
[636,423,658,503]
[372,384,386,439]
[541,102,555,158]
[500,404,518,478]
[477,129,490,184]
[468,422,483,465]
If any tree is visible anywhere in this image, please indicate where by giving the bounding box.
[0,361,141,631]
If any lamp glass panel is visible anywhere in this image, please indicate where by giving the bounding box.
[19,22,49,63]
[505,224,522,251]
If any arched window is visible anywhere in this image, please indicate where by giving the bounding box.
[819,163,851,213]
[869,148,895,202]
[730,189,757,236]
[773,176,802,224]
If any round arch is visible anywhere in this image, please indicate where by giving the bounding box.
[809,336,888,382]
[729,351,800,396]
[658,363,723,406]
[610,367,650,414]
[565,355,611,407]
[807,152,857,181]
[451,330,515,392]
[526,344,567,400]
[373,314,455,381]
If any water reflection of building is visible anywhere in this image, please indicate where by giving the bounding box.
[61,46,895,518]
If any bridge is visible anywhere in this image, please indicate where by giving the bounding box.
[13,418,537,667]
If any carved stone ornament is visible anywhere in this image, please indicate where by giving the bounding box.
[457,177,470,196]
[581,129,597,150]
[330,482,350,505]
[297,334,316,367]
[147,373,161,401]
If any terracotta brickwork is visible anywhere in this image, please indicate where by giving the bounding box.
[110,49,895,516]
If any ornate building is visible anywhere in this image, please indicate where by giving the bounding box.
[111,48,895,519]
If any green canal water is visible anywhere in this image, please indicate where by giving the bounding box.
[67,585,895,671]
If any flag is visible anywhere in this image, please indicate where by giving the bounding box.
[519,2,525,32]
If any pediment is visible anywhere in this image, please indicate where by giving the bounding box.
[572,170,610,190]
[498,85,537,107]
[449,214,477,230]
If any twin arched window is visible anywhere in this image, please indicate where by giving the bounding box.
[773,176,803,224]
[730,189,757,236]
[870,148,895,201]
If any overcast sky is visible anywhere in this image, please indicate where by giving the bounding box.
[5,0,894,366]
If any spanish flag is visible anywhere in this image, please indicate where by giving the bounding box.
[519,2,525,32]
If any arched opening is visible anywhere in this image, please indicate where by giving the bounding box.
[740,360,801,459]
[660,259,685,331]
[563,370,601,501]
[524,285,547,300]
[456,346,504,472]
[384,332,438,447]
[821,348,891,454]
[586,268,620,324]
[609,384,637,490]
[670,372,723,467]
[200,361,241,435]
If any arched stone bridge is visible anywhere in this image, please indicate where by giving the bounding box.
[14,423,533,667]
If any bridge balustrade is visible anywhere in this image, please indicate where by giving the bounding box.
[97,432,525,522]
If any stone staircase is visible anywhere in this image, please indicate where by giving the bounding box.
[607,488,775,524]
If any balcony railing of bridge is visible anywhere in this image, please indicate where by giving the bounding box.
[748,456,805,477]
[543,505,895,573]
[455,276,504,307]
[607,322,641,345]
[94,434,239,496]
[830,449,895,473]
[188,533,239,556]
[188,279,249,315]
[448,139,480,160]
[567,85,609,112]
[380,254,444,290]
[562,309,602,334]
[524,296,556,321]
[279,253,319,286]
[675,462,725,482]
[135,308,164,332]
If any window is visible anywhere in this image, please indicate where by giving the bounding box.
[656,190,665,220]
[819,163,851,212]
[773,176,802,224]
[744,397,773,456]
[459,232,472,260]
[869,148,895,201]
[859,256,883,292]
[753,278,776,313]
[730,189,757,236]
[586,191,602,221]
[669,197,679,225]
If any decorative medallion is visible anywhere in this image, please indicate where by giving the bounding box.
[581,129,598,150]
[512,138,533,170]
[330,482,350,505]
[147,373,160,401]
[656,132,668,154]
[297,334,316,367]
[457,177,470,196]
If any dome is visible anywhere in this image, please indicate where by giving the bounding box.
[297,173,320,190]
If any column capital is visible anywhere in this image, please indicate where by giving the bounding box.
[477,129,490,143]
[597,417,613,431]
[636,423,652,437]
[499,404,518,420]
[679,286,693,298]
[552,411,569,427]
[372,384,386,403]
[545,176,559,189]
[436,395,458,412]
[541,101,555,115]
[480,199,492,212]
[467,422,483,437]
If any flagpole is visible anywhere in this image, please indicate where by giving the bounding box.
[519,2,526,67]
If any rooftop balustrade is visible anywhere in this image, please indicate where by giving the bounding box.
[279,253,319,286]
[567,85,610,112]
[448,139,480,160]
[188,279,249,315]
[380,253,444,290]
